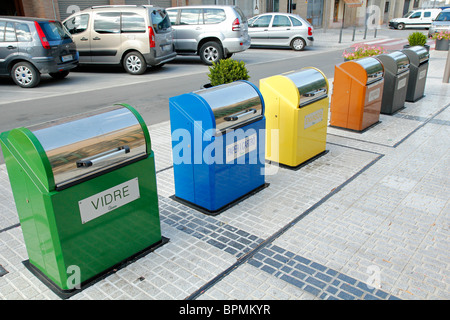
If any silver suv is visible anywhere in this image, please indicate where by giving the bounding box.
[63,5,176,75]
[0,16,79,88]
[166,5,250,65]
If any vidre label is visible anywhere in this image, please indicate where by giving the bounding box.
[78,178,140,224]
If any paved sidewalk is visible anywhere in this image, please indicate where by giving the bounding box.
[313,26,436,51]
[0,49,449,301]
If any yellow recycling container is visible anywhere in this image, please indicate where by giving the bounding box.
[260,67,329,168]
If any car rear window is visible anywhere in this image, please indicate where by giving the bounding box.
[121,12,146,32]
[204,9,226,24]
[16,23,32,42]
[150,9,171,33]
[38,21,71,40]
[289,16,303,26]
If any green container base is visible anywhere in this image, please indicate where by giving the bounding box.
[23,236,169,300]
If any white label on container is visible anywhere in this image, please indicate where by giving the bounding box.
[226,133,257,163]
[368,88,380,102]
[79,178,140,224]
[304,109,324,129]
[419,69,427,80]
[397,77,407,90]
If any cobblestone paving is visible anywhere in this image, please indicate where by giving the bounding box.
[0,50,449,301]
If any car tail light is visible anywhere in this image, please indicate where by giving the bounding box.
[232,18,240,31]
[34,21,50,49]
[148,26,155,48]
[308,27,313,36]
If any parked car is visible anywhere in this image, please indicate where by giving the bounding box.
[63,5,176,75]
[0,16,78,88]
[247,13,313,51]
[428,8,450,37]
[166,5,250,65]
[388,8,441,30]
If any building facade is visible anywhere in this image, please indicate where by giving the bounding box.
[1,0,449,28]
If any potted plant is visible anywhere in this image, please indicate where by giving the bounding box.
[205,58,250,88]
[342,45,387,61]
[405,31,430,51]
[432,30,450,51]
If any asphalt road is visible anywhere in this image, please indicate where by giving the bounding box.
[0,25,423,163]
[0,47,343,130]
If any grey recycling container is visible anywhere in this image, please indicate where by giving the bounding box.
[402,46,429,102]
[376,51,410,114]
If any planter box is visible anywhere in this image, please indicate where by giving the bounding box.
[403,44,430,52]
[435,39,449,51]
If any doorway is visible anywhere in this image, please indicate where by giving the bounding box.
[307,0,324,27]
[0,0,23,16]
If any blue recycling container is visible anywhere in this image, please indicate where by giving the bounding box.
[169,81,267,214]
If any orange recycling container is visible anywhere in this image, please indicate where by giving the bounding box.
[330,57,384,132]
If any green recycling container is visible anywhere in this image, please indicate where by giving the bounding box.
[0,104,162,296]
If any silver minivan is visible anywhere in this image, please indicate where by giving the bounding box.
[166,5,250,65]
[63,5,176,74]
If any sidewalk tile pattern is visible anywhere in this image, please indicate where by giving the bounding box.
[0,49,449,300]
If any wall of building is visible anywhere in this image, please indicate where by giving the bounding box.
[21,0,59,19]
[11,0,448,26]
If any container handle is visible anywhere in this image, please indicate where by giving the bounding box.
[76,146,130,168]
[224,109,257,121]
[303,88,327,97]
[368,71,383,79]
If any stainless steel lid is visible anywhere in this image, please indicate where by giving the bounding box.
[402,46,429,66]
[29,105,147,189]
[355,57,384,84]
[285,68,328,107]
[376,51,410,76]
[194,81,263,133]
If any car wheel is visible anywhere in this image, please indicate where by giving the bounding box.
[49,70,70,79]
[199,41,223,65]
[123,51,147,75]
[397,23,405,30]
[291,37,306,51]
[11,62,40,88]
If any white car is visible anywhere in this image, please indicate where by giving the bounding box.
[248,13,313,51]
[389,8,441,30]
